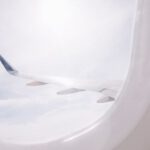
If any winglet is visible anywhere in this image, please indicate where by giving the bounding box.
[0,55,18,75]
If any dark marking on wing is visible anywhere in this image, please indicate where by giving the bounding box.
[97,96,115,103]
[57,88,85,95]
[27,81,48,86]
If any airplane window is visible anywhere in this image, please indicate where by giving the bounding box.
[0,0,136,144]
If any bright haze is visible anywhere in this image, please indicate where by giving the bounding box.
[0,0,136,81]
[0,0,136,144]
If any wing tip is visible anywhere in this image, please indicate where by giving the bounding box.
[0,54,18,75]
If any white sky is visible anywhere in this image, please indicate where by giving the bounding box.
[0,0,136,81]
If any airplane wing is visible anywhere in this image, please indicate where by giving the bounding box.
[0,55,49,85]
[0,55,122,102]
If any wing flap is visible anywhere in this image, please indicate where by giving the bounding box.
[26,81,48,86]
[57,88,85,95]
[97,96,115,103]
